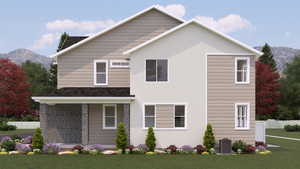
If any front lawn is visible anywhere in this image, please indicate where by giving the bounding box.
[0,129,35,136]
[267,129,300,139]
[0,137,299,169]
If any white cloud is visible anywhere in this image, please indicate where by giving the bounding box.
[157,4,186,18]
[195,14,252,33]
[31,33,59,50]
[46,19,116,32]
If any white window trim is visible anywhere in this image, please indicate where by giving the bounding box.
[103,104,117,129]
[94,60,108,86]
[110,60,130,68]
[143,104,156,129]
[142,103,187,130]
[235,103,250,130]
[145,59,169,83]
[174,105,187,129]
[235,57,250,84]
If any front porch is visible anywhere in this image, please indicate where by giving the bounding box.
[33,87,134,145]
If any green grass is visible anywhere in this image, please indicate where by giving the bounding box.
[267,129,300,139]
[0,137,299,169]
[0,129,35,136]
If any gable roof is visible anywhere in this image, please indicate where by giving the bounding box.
[59,36,88,51]
[123,19,263,56]
[51,5,185,59]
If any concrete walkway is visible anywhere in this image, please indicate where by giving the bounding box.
[266,135,300,141]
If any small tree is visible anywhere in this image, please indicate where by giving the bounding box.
[32,128,44,149]
[145,127,156,152]
[203,124,215,150]
[116,122,128,154]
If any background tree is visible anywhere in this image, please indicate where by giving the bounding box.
[278,55,300,119]
[0,59,31,118]
[57,32,69,52]
[259,43,277,71]
[256,61,281,120]
[48,63,57,91]
[22,61,50,110]
[116,123,128,154]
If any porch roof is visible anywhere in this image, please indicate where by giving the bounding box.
[32,87,135,104]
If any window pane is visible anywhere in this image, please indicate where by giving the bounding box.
[96,73,106,84]
[146,60,156,81]
[105,117,115,127]
[145,105,155,116]
[105,106,115,116]
[175,105,185,116]
[157,60,168,81]
[175,117,185,127]
[237,105,248,128]
[237,60,247,70]
[96,62,106,72]
[145,117,155,127]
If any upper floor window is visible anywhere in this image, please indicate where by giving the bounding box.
[94,60,108,85]
[235,103,250,130]
[110,60,129,68]
[235,57,250,84]
[146,59,168,82]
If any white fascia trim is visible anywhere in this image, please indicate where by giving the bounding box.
[51,5,184,60]
[32,97,135,104]
[234,103,250,130]
[103,104,117,130]
[123,19,263,56]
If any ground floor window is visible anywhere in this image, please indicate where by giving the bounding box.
[144,105,155,128]
[175,105,185,128]
[103,104,117,129]
[235,103,250,130]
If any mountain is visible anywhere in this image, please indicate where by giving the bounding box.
[254,46,300,72]
[0,48,53,69]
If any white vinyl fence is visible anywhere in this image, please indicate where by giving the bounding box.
[255,121,266,143]
[7,122,40,129]
[265,119,300,129]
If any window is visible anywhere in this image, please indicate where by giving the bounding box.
[110,60,129,68]
[103,104,117,129]
[146,59,168,82]
[235,57,250,84]
[235,103,250,130]
[144,105,155,128]
[94,60,108,85]
[175,105,185,128]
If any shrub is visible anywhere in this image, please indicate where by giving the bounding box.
[255,141,266,148]
[137,144,149,153]
[167,145,177,154]
[32,128,44,149]
[232,140,247,152]
[11,135,22,141]
[284,124,300,132]
[180,145,194,153]
[1,140,15,151]
[0,124,16,131]
[72,145,83,153]
[0,136,11,144]
[15,144,32,153]
[23,136,32,144]
[245,145,256,154]
[203,124,216,150]
[43,143,61,154]
[194,145,206,154]
[256,145,266,152]
[145,127,156,152]
[128,145,134,154]
[116,123,128,154]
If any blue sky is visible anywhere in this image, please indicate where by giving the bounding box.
[0,0,299,56]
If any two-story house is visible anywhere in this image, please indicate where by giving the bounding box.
[33,6,262,148]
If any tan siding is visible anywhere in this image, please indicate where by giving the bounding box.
[57,9,182,88]
[88,104,124,145]
[207,55,255,145]
[156,104,174,128]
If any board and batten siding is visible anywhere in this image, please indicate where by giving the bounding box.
[88,104,124,145]
[207,55,256,145]
[156,104,174,128]
[57,9,182,88]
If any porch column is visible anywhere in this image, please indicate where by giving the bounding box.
[81,104,88,145]
[123,104,130,143]
[39,104,48,142]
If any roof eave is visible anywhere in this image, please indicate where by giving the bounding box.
[32,96,135,104]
